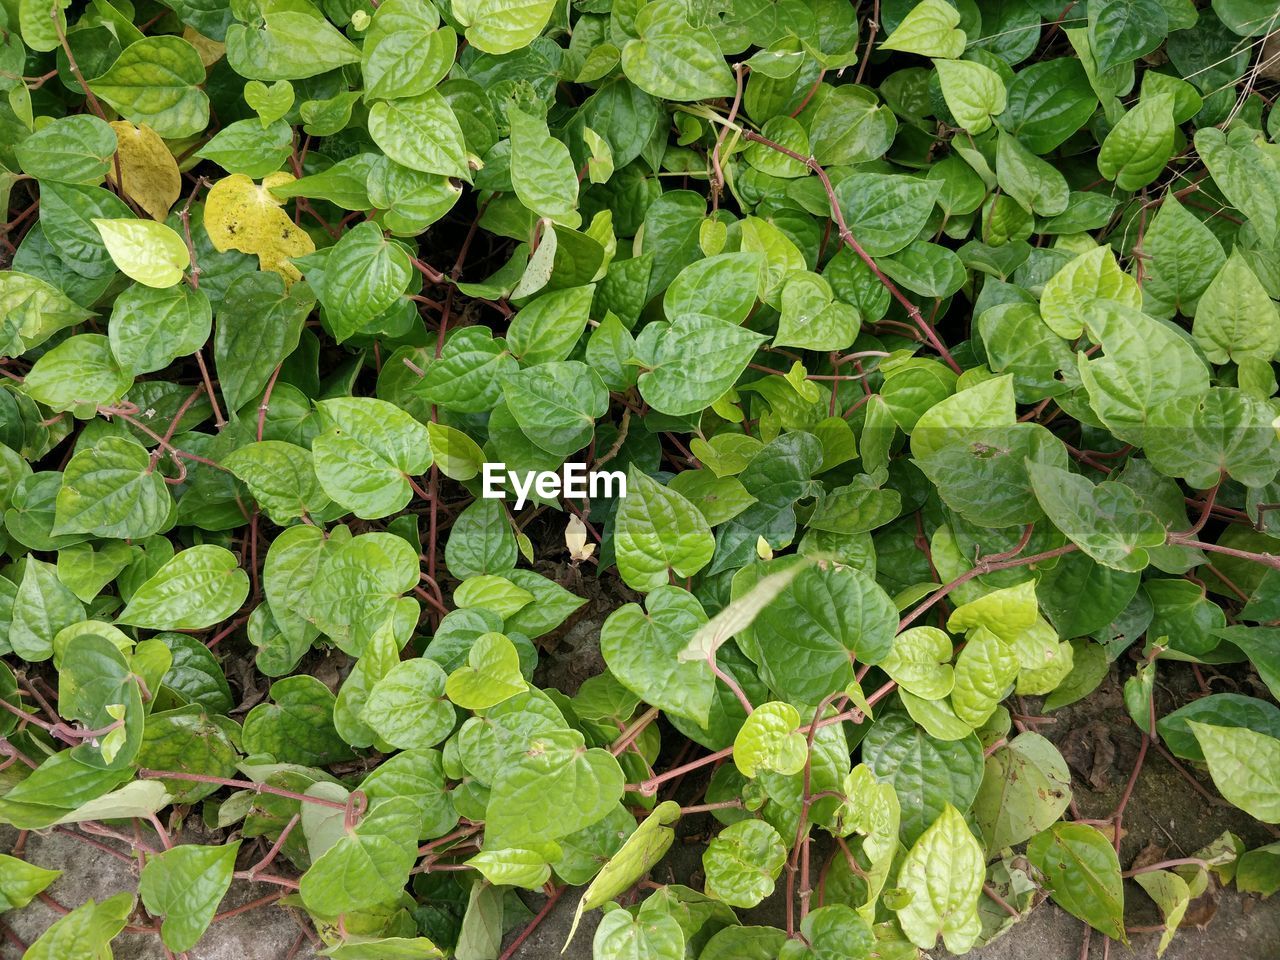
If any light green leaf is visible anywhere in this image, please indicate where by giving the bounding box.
[881,0,966,57]
[1187,721,1280,823]
[936,59,1006,134]
[508,104,580,227]
[368,91,470,180]
[894,804,985,953]
[1191,249,1280,365]
[364,657,456,749]
[445,632,528,709]
[733,701,807,778]
[485,728,625,849]
[118,545,250,630]
[881,626,954,700]
[702,819,787,908]
[452,0,556,54]
[1039,245,1141,340]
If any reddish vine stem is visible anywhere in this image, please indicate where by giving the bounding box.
[497,885,566,960]
[610,706,660,757]
[740,129,963,374]
[898,541,1078,632]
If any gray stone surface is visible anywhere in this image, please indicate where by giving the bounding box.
[1,825,317,959]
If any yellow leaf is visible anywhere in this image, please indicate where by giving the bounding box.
[108,122,181,222]
[182,25,226,68]
[204,173,315,282]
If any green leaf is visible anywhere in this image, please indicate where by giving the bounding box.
[224,0,360,81]
[196,118,294,178]
[19,892,135,960]
[223,440,329,524]
[614,468,715,591]
[1145,387,1280,490]
[862,710,984,845]
[0,854,60,911]
[368,92,470,181]
[575,802,679,917]
[1194,126,1280,250]
[108,282,212,376]
[733,701,807,778]
[637,314,767,416]
[1076,301,1209,445]
[752,559,896,699]
[621,1,735,102]
[1097,94,1176,191]
[702,819,787,908]
[881,626,954,700]
[601,585,715,726]
[139,842,240,952]
[312,397,433,519]
[14,115,117,184]
[508,285,594,365]
[242,674,354,766]
[1088,0,1168,73]
[310,221,413,342]
[118,545,249,630]
[1028,461,1165,571]
[1135,869,1191,957]
[1191,249,1280,365]
[485,728,625,849]
[11,557,86,662]
[54,436,171,539]
[299,797,421,914]
[1140,193,1225,319]
[880,0,966,57]
[362,0,455,100]
[508,104,580,227]
[0,271,92,357]
[1187,721,1280,822]
[593,908,685,960]
[951,626,1018,727]
[465,847,553,890]
[501,360,608,457]
[834,173,943,258]
[1039,245,1141,340]
[364,657,456,749]
[997,131,1069,216]
[452,0,556,54]
[23,334,133,415]
[973,732,1072,852]
[1027,823,1126,941]
[89,36,210,138]
[936,60,1006,135]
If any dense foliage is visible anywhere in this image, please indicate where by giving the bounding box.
[1,0,1280,956]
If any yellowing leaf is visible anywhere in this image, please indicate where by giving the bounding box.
[182,26,226,68]
[92,218,190,287]
[108,122,181,221]
[204,172,315,282]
